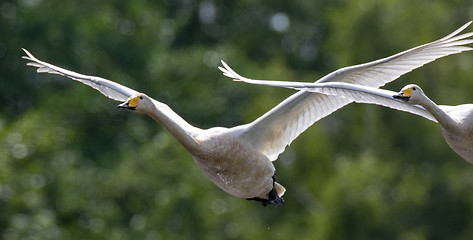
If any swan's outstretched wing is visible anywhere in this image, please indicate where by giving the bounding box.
[221,21,472,161]
[22,49,139,102]
[311,83,438,122]
[239,80,438,122]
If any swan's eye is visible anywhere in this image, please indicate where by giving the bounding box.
[412,87,417,91]
[140,96,143,100]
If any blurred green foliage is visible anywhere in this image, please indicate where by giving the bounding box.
[2,0,473,239]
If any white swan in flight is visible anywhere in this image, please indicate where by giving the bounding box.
[22,22,473,206]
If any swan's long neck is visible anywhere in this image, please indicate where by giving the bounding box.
[147,99,202,151]
[419,95,459,133]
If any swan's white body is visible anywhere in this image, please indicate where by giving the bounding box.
[23,22,473,205]
[439,106,473,163]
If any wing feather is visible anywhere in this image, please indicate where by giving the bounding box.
[22,48,139,102]
[305,82,437,122]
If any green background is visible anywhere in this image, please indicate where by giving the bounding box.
[2,0,473,239]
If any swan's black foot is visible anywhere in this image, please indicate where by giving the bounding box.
[246,172,285,207]
[246,187,285,207]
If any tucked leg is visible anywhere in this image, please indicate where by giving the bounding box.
[246,171,284,207]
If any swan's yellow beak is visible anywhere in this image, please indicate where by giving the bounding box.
[401,87,413,97]
[393,87,412,101]
[117,96,140,110]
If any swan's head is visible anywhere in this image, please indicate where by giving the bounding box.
[393,84,424,103]
[117,94,153,113]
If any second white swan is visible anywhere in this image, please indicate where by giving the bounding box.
[221,71,473,163]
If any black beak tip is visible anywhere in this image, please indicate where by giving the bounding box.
[117,103,135,110]
[393,94,409,101]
